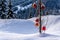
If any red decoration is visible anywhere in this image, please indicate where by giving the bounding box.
[35,18,39,22]
[41,26,46,31]
[32,3,37,8]
[35,23,40,27]
[41,5,45,10]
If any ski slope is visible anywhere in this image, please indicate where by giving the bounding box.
[0,15,60,40]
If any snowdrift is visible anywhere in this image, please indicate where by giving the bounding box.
[0,19,38,34]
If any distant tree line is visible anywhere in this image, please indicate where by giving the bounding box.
[0,0,16,19]
[0,0,37,19]
[0,0,60,19]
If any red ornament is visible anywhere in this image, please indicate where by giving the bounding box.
[35,23,40,27]
[35,18,39,22]
[41,26,46,31]
[41,5,45,10]
[32,3,37,8]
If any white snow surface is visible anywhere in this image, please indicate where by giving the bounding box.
[0,15,60,40]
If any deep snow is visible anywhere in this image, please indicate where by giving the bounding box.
[0,15,60,40]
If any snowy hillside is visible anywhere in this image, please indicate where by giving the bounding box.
[0,15,60,40]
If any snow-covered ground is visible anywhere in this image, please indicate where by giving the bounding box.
[0,15,60,40]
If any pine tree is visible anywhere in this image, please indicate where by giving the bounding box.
[0,0,2,18]
[7,0,15,19]
[0,0,7,19]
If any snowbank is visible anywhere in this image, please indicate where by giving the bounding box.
[0,15,60,40]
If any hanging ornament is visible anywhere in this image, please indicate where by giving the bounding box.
[35,22,40,27]
[35,18,39,22]
[32,3,37,8]
[41,3,45,10]
[41,6,45,10]
[41,26,46,31]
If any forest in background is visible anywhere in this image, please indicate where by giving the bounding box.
[0,0,60,19]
